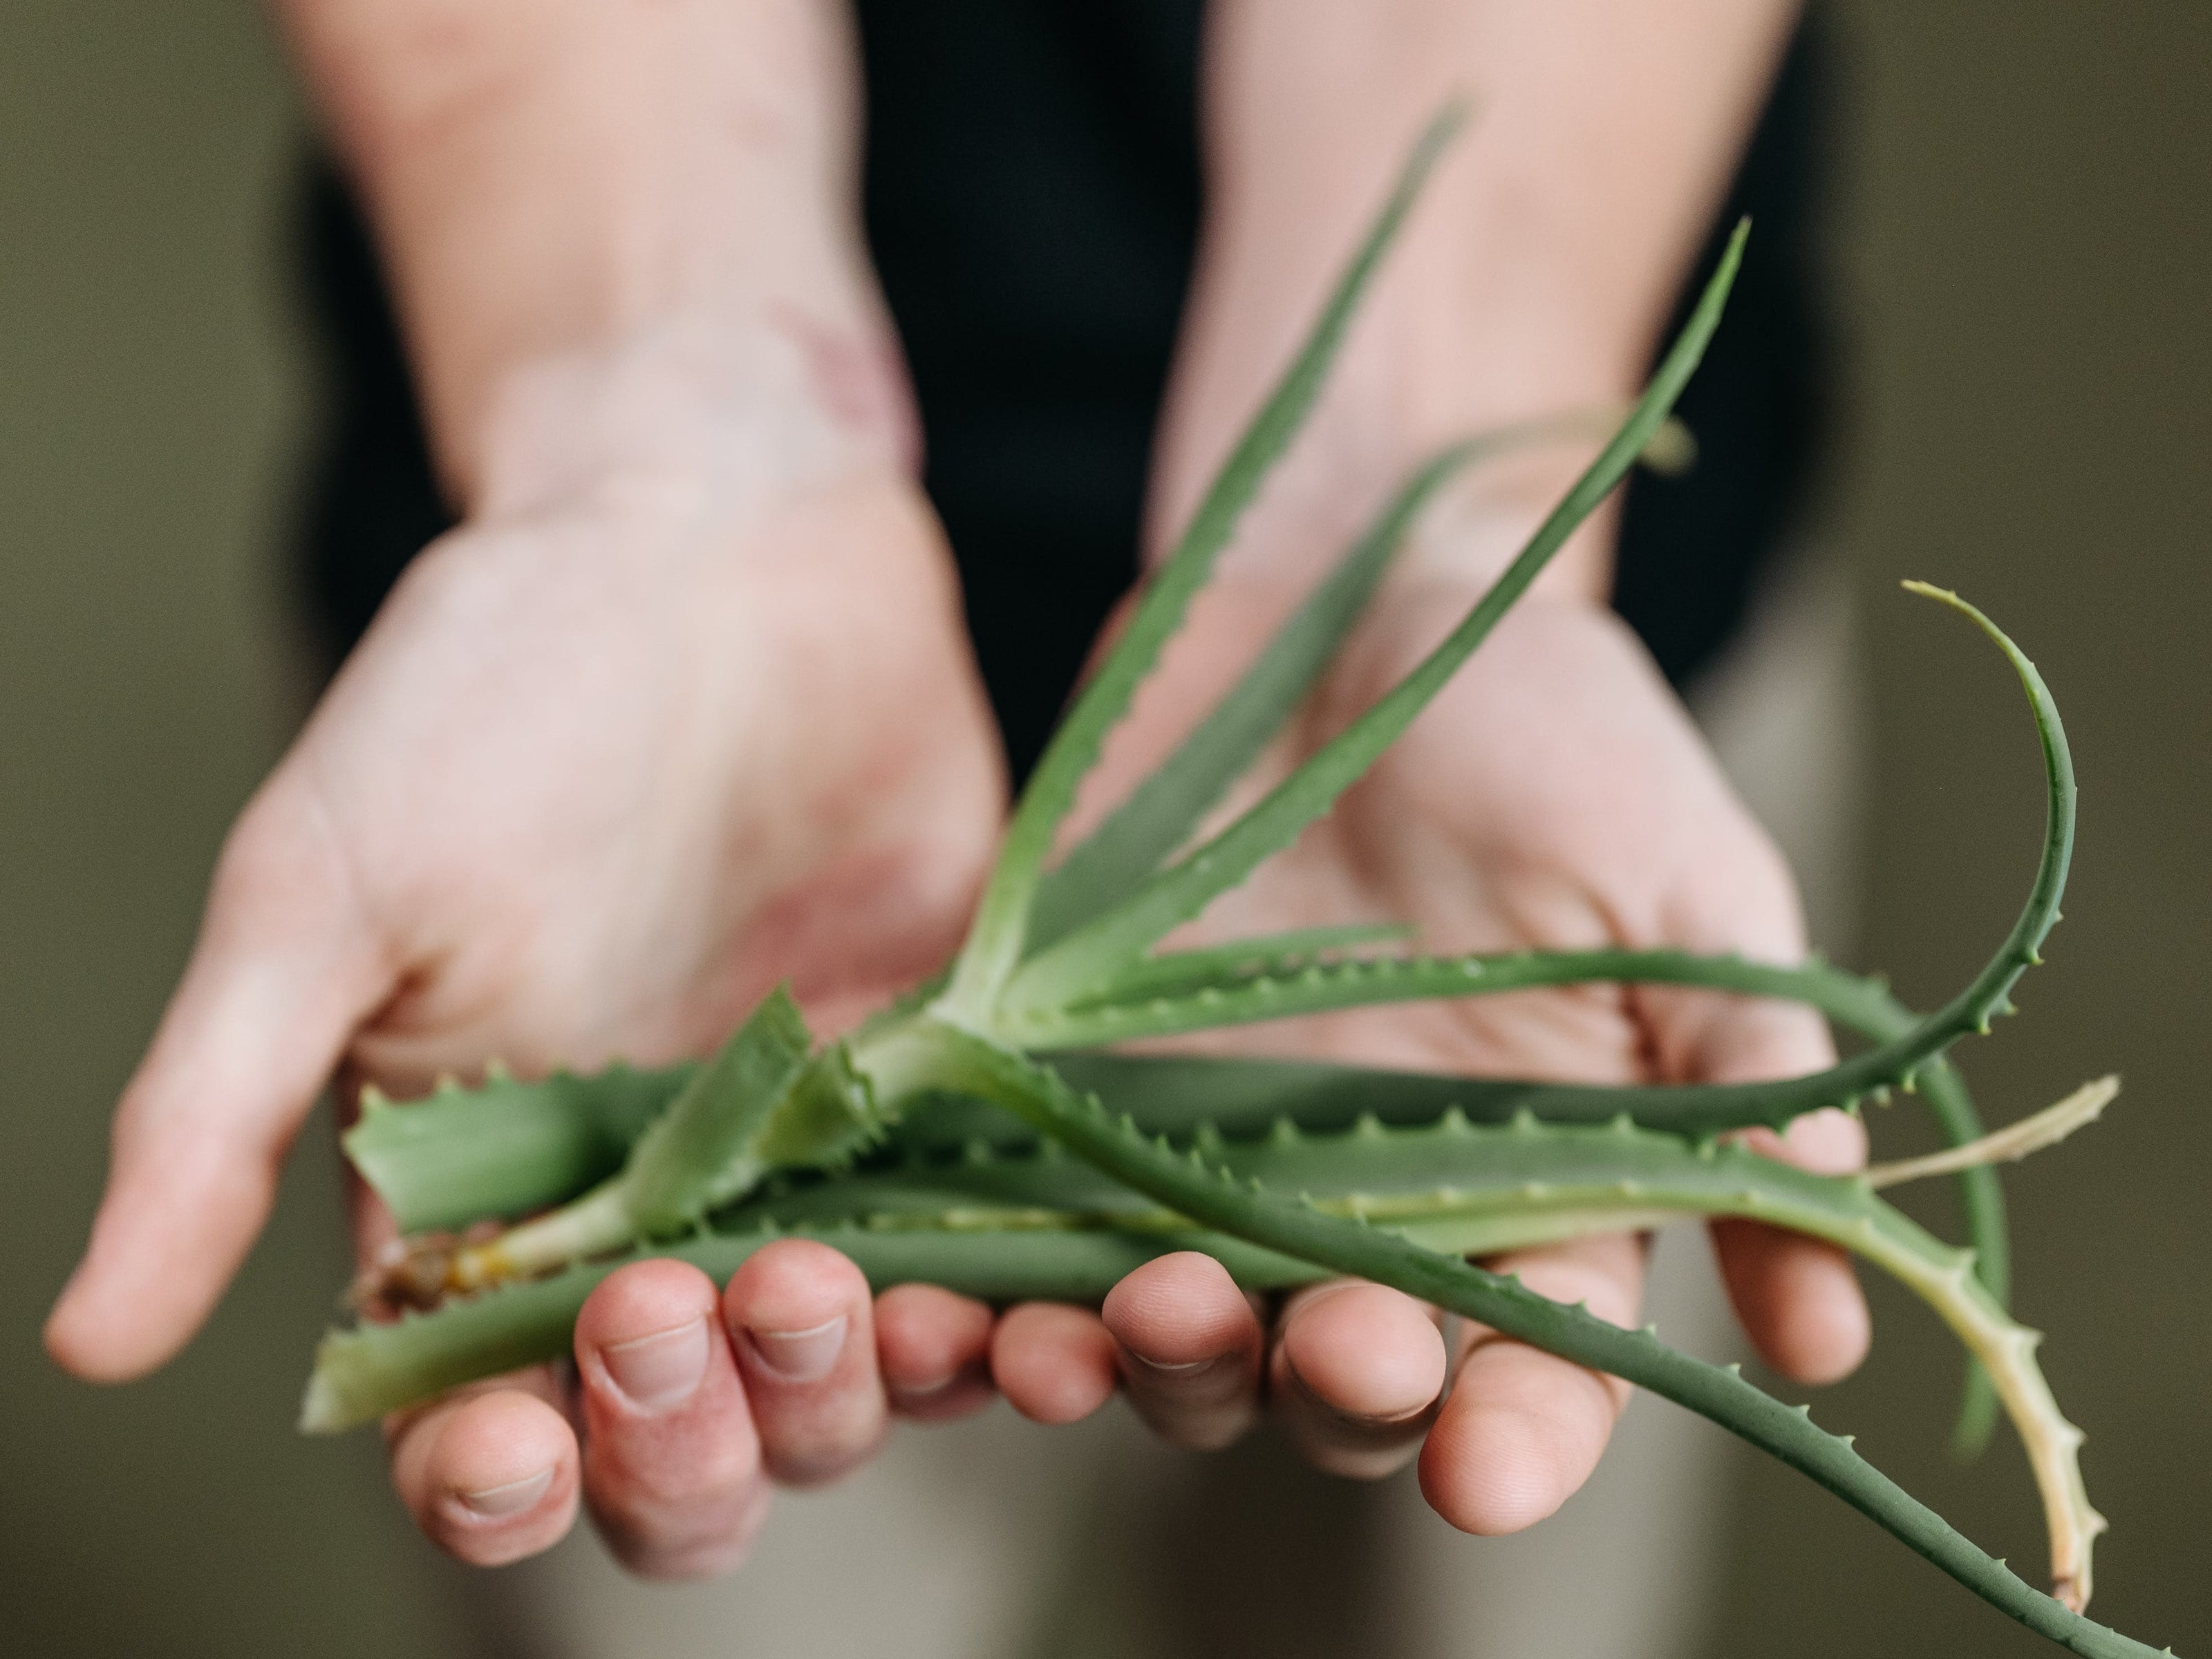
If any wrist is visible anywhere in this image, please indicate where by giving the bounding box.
[1147,0,1795,606]
[469,304,920,529]
[1396,447,1617,607]
[1145,397,1618,621]
[281,0,888,498]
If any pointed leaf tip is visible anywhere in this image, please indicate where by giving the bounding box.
[1000,203,1753,1014]
[944,98,1474,1010]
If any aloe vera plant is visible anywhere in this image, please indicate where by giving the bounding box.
[306,112,2173,1657]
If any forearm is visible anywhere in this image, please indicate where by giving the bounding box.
[275,0,907,509]
[1152,0,1797,599]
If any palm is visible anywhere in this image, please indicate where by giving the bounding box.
[1165,591,1818,1088]
[1011,579,1867,1526]
[297,474,1004,1096]
[42,463,1005,1398]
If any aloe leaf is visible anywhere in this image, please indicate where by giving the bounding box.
[1018,944,1879,1048]
[919,1024,2153,1655]
[1073,921,1413,1000]
[1009,930,2038,1143]
[302,1224,1328,1434]
[310,1080,2083,1576]
[735,1086,2065,1256]
[1058,1021,2009,1459]
[618,986,829,1227]
[1930,1053,2010,1458]
[393,988,862,1295]
[1027,411,1689,953]
[740,1074,2087,1562]
[345,1061,688,1233]
[941,106,1468,1013]
[1001,222,1752,1015]
[1006,575,2069,1437]
[335,955,2011,1315]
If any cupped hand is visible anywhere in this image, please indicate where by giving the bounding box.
[985,574,1871,1531]
[44,351,1008,1573]
[45,355,1865,1573]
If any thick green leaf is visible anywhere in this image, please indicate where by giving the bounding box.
[621,986,821,1230]
[345,1061,687,1234]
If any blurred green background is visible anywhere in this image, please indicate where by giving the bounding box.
[1,3,2204,1656]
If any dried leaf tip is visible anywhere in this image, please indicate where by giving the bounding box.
[1865,1077,2117,1190]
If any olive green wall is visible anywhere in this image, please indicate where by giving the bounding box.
[1705,7,2210,1655]
[1,4,2202,1657]
[0,5,481,1655]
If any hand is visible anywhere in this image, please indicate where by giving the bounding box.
[979,574,1871,1529]
[44,327,1009,1572]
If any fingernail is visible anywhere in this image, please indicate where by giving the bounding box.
[1283,1350,1434,1426]
[892,1359,982,1407]
[599,1315,711,1411]
[455,1467,554,1519]
[1126,1351,1218,1375]
[743,1314,847,1382]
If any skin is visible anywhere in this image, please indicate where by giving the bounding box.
[46,0,1865,1581]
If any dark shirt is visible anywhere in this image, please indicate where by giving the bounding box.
[294,6,1830,779]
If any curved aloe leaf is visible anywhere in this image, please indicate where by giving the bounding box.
[919,1025,2155,1656]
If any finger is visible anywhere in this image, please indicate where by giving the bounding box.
[1714,1105,1872,1385]
[1100,1252,1264,1450]
[875,1283,996,1423]
[722,1239,886,1487]
[574,1257,767,1579]
[1419,1232,1642,1535]
[46,780,393,1381]
[1642,821,1875,1387]
[391,1381,580,1566]
[1691,984,1871,1385]
[1270,1281,1448,1479]
[991,1303,1118,1425]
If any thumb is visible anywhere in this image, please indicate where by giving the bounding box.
[45,779,393,1381]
